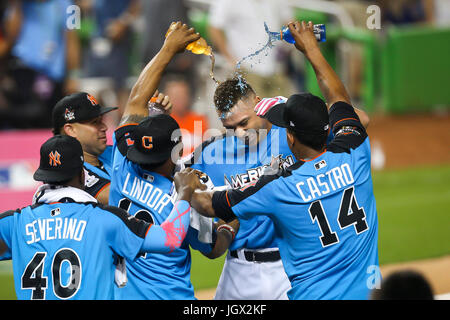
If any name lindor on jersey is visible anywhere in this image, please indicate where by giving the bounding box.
[121,172,173,214]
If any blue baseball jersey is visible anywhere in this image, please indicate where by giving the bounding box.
[0,198,151,300]
[109,124,212,300]
[83,145,113,198]
[188,124,295,251]
[212,102,379,300]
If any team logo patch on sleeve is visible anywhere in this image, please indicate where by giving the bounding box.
[336,126,361,136]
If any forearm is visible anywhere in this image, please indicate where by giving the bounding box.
[305,47,351,108]
[141,200,191,253]
[204,219,239,259]
[121,46,175,124]
[305,48,369,127]
[191,190,216,218]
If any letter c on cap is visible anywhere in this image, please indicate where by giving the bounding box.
[142,136,153,149]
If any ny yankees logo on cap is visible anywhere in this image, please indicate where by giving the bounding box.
[49,151,61,167]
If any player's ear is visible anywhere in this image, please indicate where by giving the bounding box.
[286,131,295,148]
[63,123,76,137]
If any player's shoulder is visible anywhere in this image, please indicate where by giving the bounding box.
[0,202,48,219]
[94,203,150,238]
[0,209,19,220]
[328,102,369,154]
[185,132,228,166]
[83,164,110,198]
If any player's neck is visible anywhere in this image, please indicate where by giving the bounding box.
[294,145,326,162]
[143,160,175,181]
[66,174,84,190]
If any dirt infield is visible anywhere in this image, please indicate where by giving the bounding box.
[195,255,450,299]
[366,113,450,169]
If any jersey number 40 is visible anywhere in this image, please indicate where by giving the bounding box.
[309,186,369,247]
[22,248,81,300]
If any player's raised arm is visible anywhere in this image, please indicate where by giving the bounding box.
[288,21,369,128]
[141,168,206,253]
[120,22,200,125]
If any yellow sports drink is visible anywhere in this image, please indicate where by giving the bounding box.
[165,23,212,56]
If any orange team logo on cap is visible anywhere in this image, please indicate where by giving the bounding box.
[142,136,153,149]
[49,151,61,167]
[86,94,98,106]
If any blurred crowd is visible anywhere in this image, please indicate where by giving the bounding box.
[0,0,447,137]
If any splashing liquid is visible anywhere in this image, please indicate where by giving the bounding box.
[209,53,219,84]
[166,23,218,84]
[218,22,278,118]
[235,22,277,71]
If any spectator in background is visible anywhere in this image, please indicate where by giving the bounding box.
[379,0,435,25]
[80,0,139,125]
[371,270,434,300]
[139,0,197,90]
[0,0,80,129]
[161,74,209,157]
[208,0,295,98]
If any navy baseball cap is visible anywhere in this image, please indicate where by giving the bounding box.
[52,92,117,131]
[127,114,182,165]
[33,135,84,182]
[263,93,330,135]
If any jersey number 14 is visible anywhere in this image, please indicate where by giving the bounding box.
[309,186,369,247]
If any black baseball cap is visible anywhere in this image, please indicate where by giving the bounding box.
[33,135,84,182]
[126,114,182,165]
[263,93,330,135]
[52,92,117,131]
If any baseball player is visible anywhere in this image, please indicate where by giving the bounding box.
[51,92,117,204]
[0,135,204,300]
[108,21,238,300]
[191,21,379,300]
[187,48,369,302]
[51,91,172,205]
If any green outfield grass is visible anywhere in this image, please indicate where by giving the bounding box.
[1,164,449,299]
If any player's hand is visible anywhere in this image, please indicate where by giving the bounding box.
[148,90,173,115]
[228,218,240,234]
[288,21,319,55]
[254,96,286,117]
[164,21,201,55]
[174,168,207,201]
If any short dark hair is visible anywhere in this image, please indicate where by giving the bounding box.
[371,270,434,300]
[213,77,255,115]
[140,160,168,172]
[288,128,328,152]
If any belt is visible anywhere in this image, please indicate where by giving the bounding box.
[230,249,281,263]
